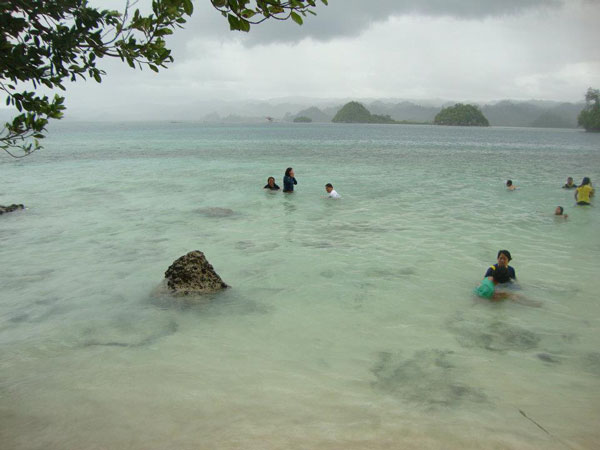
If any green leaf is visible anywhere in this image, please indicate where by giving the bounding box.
[227,14,240,30]
[183,0,194,15]
[291,11,303,25]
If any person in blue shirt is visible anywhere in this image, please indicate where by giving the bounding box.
[484,250,516,283]
[283,167,297,193]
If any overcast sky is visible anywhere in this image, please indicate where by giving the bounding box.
[60,0,600,118]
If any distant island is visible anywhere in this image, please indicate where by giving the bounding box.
[434,103,490,127]
[293,116,312,123]
[277,99,585,129]
[332,101,400,124]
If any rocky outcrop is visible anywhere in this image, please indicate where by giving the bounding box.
[164,251,228,295]
[0,204,24,215]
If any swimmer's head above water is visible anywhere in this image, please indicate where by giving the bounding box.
[555,206,568,219]
[497,250,512,265]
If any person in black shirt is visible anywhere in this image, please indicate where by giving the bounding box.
[484,250,516,283]
[562,177,576,189]
[264,176,280,190]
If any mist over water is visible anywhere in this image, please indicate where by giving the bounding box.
[1,122,599,449]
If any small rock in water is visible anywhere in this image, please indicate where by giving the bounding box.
[0,204,25,215]
[164,250,228,295]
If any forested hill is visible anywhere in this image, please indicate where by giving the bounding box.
[286,100,585,128]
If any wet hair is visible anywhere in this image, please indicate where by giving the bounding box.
[267,176,275,184]
[492,265,510,283]
[285,167,293,177]
[506,180,513,186]
[497,250,512,261]
[567,177,573,182]
[556,206,564,215]
[325,183,333,188]
[580,177,591,186]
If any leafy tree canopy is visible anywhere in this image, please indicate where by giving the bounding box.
[434,103,489,127]
[332,101,398,124]
[0,0,327,157]
[577,87,600,132]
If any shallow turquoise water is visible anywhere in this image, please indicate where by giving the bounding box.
[1,122,599,449]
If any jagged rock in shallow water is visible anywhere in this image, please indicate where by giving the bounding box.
[164,250,228,295]
[0,204,24,215]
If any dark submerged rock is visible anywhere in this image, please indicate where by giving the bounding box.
[536,353,560,364]
[196,207,235,217]
[371,349,487,408]
[164,251,228,295]
[0,204,25,215]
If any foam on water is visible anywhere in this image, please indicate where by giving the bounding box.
[1,122,599,449]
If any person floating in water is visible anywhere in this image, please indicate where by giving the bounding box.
[562,177,577,189]
[475,265,539,306]
[283,167,297,193]
[555,206,568,219]
[484,250,516,283]
[506,180,517,190]
[474,265,514,300]
[575,177,594,206]
[325,183,341,199]
[264,176,280,191]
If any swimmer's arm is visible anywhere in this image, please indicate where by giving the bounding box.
[491,292,512,301]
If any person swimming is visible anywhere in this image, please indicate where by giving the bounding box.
[562,177,577,189]
[325,183,341,199]
[506,180,517,190]
[554,206,568,219]
[484,250,516,283]
[283,167,297,193]
[264,176,280,191]
[575,177,594,205]
[474,265,510,300]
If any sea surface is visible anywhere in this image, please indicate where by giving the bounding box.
[1,122,599,449]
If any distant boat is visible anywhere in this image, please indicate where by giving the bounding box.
[265,116,274,123]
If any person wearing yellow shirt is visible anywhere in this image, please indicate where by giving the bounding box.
[575,177,594,206]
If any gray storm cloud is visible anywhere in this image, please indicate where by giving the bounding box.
[32,0,599,117]
[178,0,563,46]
